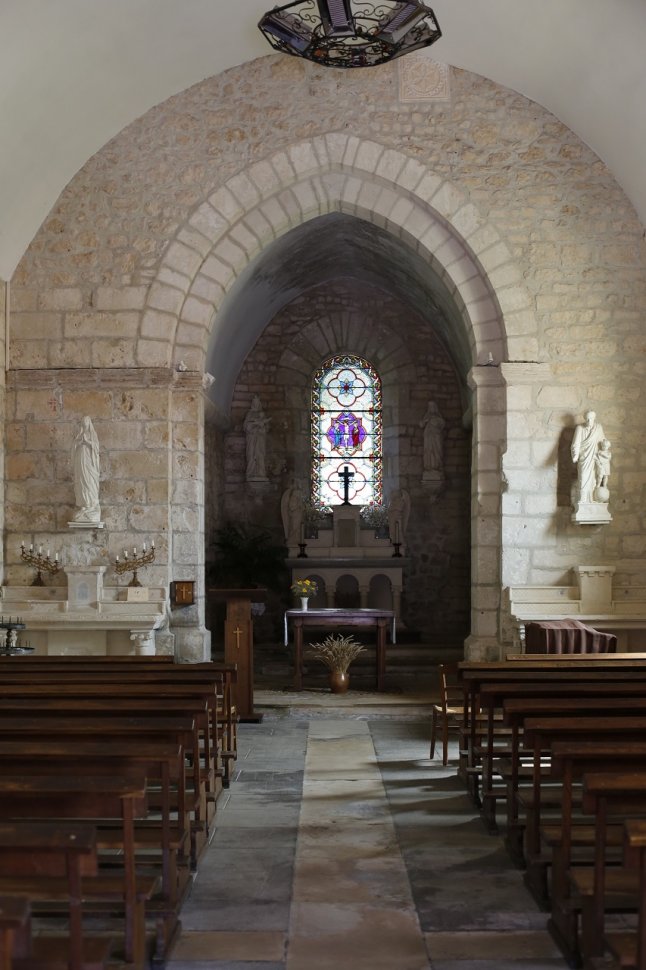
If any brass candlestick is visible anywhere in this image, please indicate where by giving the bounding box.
[20,543,61,586]
[115,542,155,587]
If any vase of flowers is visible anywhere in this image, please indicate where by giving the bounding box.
[360,502,390,538]
[307,634,365,693]
[291,578,318,610]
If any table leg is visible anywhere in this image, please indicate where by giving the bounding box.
[376,620,386,691]
[294,620,303,690]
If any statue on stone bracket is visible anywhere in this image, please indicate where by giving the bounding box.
[571,410,612,523]
[281,480,304,548]
[420,399,445,486]
[70,415,102,525]
[243,395,271,482]
[388,488,411,547]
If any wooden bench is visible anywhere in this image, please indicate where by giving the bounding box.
[0,661,238,785]
[0,738,185,967]
[573,772,646,968]
[0,896,30,970]
[606,818,646,970]
[0,821,111,970]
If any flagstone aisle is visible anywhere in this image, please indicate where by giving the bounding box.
[168,698,570,970]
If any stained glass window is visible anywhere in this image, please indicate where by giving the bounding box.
[312,355,382,506]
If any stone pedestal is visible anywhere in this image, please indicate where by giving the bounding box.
[577,565,615,613]
[572,502,612,525]
[66,565,106,610]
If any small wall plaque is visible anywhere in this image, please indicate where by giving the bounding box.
[171,581,195,607]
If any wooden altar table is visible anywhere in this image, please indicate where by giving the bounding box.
[284,608,396,691]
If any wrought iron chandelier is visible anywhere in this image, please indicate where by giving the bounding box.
[258,0,442,69]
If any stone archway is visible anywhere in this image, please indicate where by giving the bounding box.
[133,136,536,659]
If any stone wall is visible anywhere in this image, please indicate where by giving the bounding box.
[216,280,471,642]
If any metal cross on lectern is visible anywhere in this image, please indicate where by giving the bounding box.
[338,464,354,505]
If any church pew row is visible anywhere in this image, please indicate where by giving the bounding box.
[0,822,124,970]
[0,658,240,969]
[457,658,646,813]
[456,658,646,969]
[0,659,239,785]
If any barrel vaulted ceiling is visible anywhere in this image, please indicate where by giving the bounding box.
[1,0,645,282]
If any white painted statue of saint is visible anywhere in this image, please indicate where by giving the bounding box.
[420,400,445,481]
[71,415,101,523]
[571,410,605,505]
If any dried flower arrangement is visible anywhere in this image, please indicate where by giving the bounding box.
[307,634,365,674]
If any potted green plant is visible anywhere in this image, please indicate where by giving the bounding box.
[307,634,365,693]
[209,523,288,592]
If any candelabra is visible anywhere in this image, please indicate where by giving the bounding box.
[0,615,29,655]
[20,542,61,586]
[115,541,155,587]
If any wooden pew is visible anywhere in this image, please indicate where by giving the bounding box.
[0,781,155,969]
[540,743,646,966]
[0,662,238,785]
[0,897,30,970]
[574,772,646,968]
[0,821,110,970]
[471,675,646,828]
[606,818,646,970]
[0,739,185,967]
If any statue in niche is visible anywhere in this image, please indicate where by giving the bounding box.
[420,400,446,482]
[71,415,101,524]
[388,488,411,546]
[571,410,612,523]
[281,480,304,547]
[243,395,271,481]
[571,410,606,505]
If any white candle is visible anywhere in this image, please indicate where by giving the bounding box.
[29,544,33,552]
[300,524,305,543]
[124,551,128,560]
[133,547,137,555]
[143,542,147,552]
[151,540,155,549]
[38,546,42,555]
[395,522,400,543]
[46,549,50,559]
[116,555,119,563]
[55,553,59,563]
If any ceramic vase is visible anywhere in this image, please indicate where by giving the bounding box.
[329,670,349,694]
[300,596,309,611]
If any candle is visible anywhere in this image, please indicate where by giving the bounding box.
[46,549,50,559]
[116,555,120,563]
[395,522,400,544]
[151,540,155,549]
[29,544,33,552]
[55,553,59,563]
[38,546,42,555]
[143,542,147,553]
[300,524,305,543]
[133,547,137,556]
[124,551,128,560]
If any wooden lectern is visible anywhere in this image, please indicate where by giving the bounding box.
[210,588,265,723]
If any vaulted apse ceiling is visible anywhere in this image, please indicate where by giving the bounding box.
[206,213,472,416]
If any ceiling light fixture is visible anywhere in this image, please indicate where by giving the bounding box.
[258,0,441,69]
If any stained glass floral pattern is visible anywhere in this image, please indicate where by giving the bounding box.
[312,355,382,506]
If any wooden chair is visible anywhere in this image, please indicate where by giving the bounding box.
[430,663,464,765]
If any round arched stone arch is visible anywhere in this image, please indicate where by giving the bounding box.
[139,136,538,661]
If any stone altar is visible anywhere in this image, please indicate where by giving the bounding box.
[0,566,169,655]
